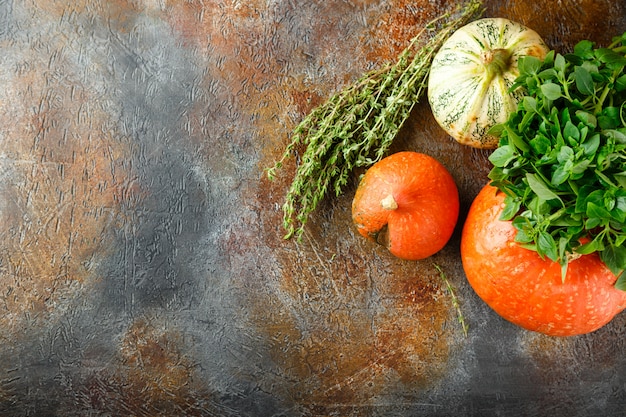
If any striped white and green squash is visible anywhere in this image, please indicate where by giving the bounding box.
[427,18,549,149]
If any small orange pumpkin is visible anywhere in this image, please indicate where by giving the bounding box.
[352,151,459,260]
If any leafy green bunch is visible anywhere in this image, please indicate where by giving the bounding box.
[488,32,626,288]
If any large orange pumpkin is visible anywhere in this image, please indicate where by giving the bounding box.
[352,152,459,260]
[461,183,626,336]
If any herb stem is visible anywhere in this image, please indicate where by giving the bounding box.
[434,264,469,337]
[595,84,613,114]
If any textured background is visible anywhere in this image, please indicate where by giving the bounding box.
[1,0,626,416]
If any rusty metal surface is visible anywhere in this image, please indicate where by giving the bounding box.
[1,0,625,416]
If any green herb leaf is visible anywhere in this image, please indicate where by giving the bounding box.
[537,231,558,261]
[574,65,595,95]
[541,82,563,100]
[500,195,521,221]
[601,245,626,276]
[489,145,516,167]
[526,173,561,202]
[519,55,543,76]
[574,39,595,60]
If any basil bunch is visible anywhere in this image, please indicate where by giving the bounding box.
[488,32,626,288]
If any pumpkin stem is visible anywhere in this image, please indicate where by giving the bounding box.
[380,194,398,210]
[482,48,512,79]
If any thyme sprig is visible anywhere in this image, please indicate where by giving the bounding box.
[434,264,469,337]
[267,1,484,240]
[488,32,626,288]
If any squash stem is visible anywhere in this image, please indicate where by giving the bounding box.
[381,194,398,210]
[482,48,512,81]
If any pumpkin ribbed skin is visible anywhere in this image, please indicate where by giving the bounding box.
[428,18,549,149]
[461,184,626,336]
[352,152,459,261]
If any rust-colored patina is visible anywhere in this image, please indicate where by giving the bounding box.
[1,0,626,415]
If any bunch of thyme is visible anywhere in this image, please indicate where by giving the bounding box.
[267,0,484,240]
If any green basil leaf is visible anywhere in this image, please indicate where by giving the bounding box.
[504,125,530,153]
[587,201,612,219]
[541,82,562,100]
[559,237,570,262]
[575,238,600,255]
[615,74,626,92]
[543,50,556,67]
[573,40,595,60]
[537,231,558,261]
[526,173,561,201]
[581,60,600,76]
[604,194,617,211]
[528,195,551,215]
[557,145,575,163]
[530,135,551,154]
[585,189,605,206]
[488,167,506,182]
[575,110,597,128]
[611,205,626,223]
[487,123,505,137]
[563,122,580,143]
[571,159,590,175]
[615,172,626,188]
[523,96,538,113]
[519,55,542,76]
[615,194,626,212]
[551,165,569,185]
[519,110,536,132]
[500,195,521,221]
[601,245,626,276]
[595,47,626,70]
[538,68,558,81]
[555,53,568,71]
[575,185,594,213]
[585,217,602,229]
[581,133,600,155]
[489,145,517,167]
[574,65,595,95]
[604,128,626,143]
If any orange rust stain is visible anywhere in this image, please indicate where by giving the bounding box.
[119,320,195,396]
[0,33,133,332]
[250,233,458,408]
[165,0,265,47]
[366,0,447,63]
[289,89,325,120]
[164,0,266,49]
[373,267,454,384]
[488,0,626,49]
[163,1,205,46]
[26,0,145,33]
[161,0,295,166]
[80,318,209,415]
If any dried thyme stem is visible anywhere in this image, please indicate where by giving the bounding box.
[434,264,469,337]
[267,0,484,240]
